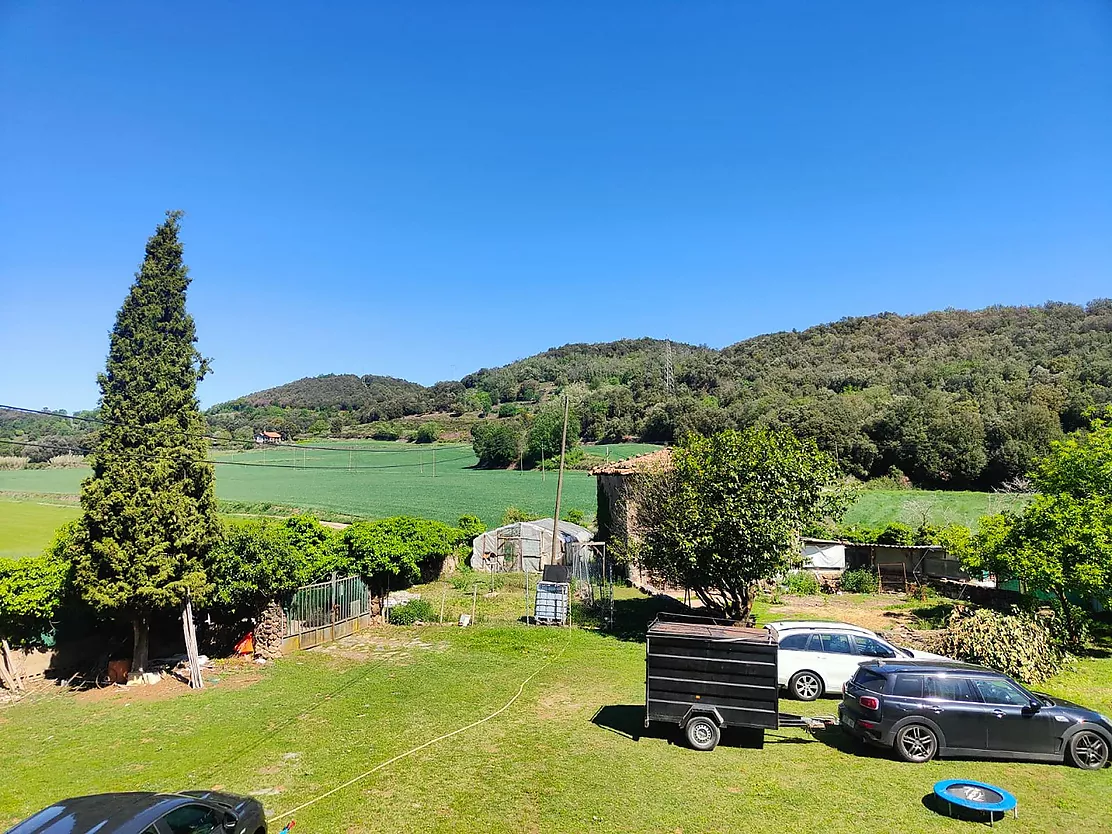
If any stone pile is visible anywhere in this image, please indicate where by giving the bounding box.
[255,601,287,658]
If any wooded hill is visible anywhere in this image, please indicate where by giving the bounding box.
[11,301,1110,490]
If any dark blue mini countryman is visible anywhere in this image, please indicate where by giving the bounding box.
[839,659,1112,769]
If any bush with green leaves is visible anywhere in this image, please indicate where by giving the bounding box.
[875,522,915,546]
[414,422,440,444]
[839,568,879,594]
[456,514,486,540]
[0,524,75,648]
[785,571,821,596]
[340,517,467,591]
[471,420,523,468]
[388,598,435,625]
[497,403,520,418]
[936,606,1066,684]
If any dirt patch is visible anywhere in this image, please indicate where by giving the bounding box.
[74,659,263,704]
[766,594,918,633]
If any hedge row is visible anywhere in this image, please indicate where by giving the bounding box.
[0,514,478,649]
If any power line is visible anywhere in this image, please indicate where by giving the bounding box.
[0,439,475,472]
[0,405,467,454]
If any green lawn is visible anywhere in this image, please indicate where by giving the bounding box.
[2,590,1110,833]
[844,489,1030,529]
[0,499,80,559]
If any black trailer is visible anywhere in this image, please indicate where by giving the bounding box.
[645,613,830,750]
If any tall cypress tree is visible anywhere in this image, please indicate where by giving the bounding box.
[72,211,219,673]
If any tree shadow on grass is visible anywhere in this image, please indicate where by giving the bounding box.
[604,594,692,642]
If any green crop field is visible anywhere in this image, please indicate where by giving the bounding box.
[0,441,1028,548]
[2,589,1110,833]
[841,489,1030,529]
[0,441,610,530]
[0,500,81,560]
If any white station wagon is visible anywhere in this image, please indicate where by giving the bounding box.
[767,620,950,701]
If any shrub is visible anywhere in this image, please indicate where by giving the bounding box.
[471,421,523,468]
[341,517,466,591]
[0,456,29,470]
[785,571,821,596]
[936,606,1066,684]
[414,422,440,444]
[875,522,915,546]
[47,454,85,468]
[0,524,75,648]
[205,518,314,621]
[497,403,519,418]
[389,598,435,625]
[502,506,541,525]
[840,568,878,594]
[562,508,586,526]
[456,514,486,540]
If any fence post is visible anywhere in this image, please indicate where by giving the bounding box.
[331,572,338,642]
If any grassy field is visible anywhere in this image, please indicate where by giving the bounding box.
[2,588,1109,833]
[841,488,1029,529]
[0,440,1028,537]
[0,500,80,559]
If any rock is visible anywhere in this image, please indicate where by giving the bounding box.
[126,671,162,686]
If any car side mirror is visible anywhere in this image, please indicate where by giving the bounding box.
[1026,699,1042,712]
[223,813,239,831]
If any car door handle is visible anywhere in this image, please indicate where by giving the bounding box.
[993,709,1005,718]
[928,706,943,714]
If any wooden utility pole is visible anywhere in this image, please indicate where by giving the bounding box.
[550,395,570,567]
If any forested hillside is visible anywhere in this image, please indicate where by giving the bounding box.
[9,302,1111,489]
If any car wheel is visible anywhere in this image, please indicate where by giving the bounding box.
[894,723,938,763]
[685,716,721,751]
[1068,730,1110,770]
[788,671,823,701]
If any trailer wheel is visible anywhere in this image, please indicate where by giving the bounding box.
[685,716,721,751]
[788,671,823,701]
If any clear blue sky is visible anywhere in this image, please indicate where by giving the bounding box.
[2,1,1110,410]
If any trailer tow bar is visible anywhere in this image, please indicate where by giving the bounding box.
[776,713,836,732]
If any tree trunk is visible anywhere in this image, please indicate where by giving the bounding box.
[1054,588,1079,647]
[132,615,150,673]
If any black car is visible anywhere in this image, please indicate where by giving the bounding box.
[4,791,267,834]
[839,660,1112,769]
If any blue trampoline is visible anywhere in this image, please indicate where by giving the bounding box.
[933,779,1017,825]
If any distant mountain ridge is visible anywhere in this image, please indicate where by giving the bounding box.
[208,301,1112,488]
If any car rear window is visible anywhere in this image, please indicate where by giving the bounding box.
[851,667,887,694]
[779,634,811,650]
[892,674,924,698]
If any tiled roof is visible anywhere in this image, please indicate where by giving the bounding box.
[590,447,672,475]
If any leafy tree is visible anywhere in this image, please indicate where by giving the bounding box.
[525,405,579,466]
[471,421,522,468]
[966,414,1112,644]
[497,403,520,418]
[414,421,440,443]
[633,428,848,620]
[69,212,220,672]
[340,517,466,592]
[206,519,310,621]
